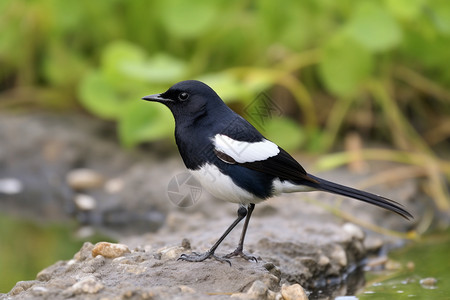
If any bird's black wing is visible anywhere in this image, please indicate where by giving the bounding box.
[213,143,318,184]
[240,148,319,184]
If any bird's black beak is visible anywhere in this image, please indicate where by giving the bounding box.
[141,94,172,103]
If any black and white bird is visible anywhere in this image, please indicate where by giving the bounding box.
[142,80,412,264]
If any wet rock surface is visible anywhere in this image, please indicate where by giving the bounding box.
[4,242,283,300]
[0,113,420,299]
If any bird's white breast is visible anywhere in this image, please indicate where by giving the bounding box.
[189,163,265,204]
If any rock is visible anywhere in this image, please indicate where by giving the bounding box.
[406,261,415,271]
[181,238,191,249]
[246,280,269,298]
[342,223,365,240]
[64,275,104,296]
[73,194,97,211]
[420,277,437,289]
[263,262,282,280]
[158,245,186,260]
[364,237,384,252]
[231,280,276,300]
[30,286,49,297]
[0,178,23,194]
[365,255,388,270]
[330,245,348,267]
[75,242,95,261]
[4,242,282,299]
[92,242,131,258]
[82,255,106,273]
[8,280,40,296]
[66,168,104,190]
[104,177,124,194]
[385,259,402,270]
[280,283,308,300]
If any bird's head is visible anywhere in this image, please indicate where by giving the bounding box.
[142,80,225,122]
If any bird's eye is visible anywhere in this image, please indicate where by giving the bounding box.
[178,92,189,101]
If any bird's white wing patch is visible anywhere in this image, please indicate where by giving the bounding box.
[213,134,279,163]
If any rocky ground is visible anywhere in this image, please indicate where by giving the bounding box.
[0,113,421,299]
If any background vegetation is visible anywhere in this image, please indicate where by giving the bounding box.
[1,0,450,294]
[1,1,450,219]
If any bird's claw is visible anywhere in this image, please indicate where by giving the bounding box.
[223,249,258,262]
[178,252,232,266]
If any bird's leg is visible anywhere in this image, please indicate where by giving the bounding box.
[223,203,257,262]
[178,205,248,265]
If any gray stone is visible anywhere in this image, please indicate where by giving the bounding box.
[281,283,308,300]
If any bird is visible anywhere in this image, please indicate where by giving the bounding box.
[142,80,412,264]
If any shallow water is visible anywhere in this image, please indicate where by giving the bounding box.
[358,230,450,299]
[0,214,112,293]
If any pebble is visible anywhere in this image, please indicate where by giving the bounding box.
[263,262,282,280]
[280,283,308,300]
[64,276,104,295]
[0,178,23,194]
[75,242,95,261]
[67,168,104,190]
[364,237,384,252]
[178,285,196,293]
[406,261,415,271]
[330,245,348,267]
[92,242,131,258]
[158,245,186,260]
[30,286,48,297]
[9,280,39,295]
[247,280,268,296]
[317,255,330,267]
[385,259,402,270]
[342,223,365,240]
[105,177,124,193]
[82,255,106,273]
[181,238,191,249]
[231,280,274,300]
[365,256,388,270]
[420,277,437,289]
[74,194,97,211]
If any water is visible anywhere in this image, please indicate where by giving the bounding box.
[0,214,113,293]
[358,230,450,299]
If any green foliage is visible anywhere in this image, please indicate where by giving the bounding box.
[1,0,450,153]
[345,1,402,52]
[319,33,373,97]
[78,41,180,146]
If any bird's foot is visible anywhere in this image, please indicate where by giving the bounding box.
[223,248,257,262]
[178,251,231,266]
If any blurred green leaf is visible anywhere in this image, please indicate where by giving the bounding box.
[78,71,125,119]
[123,53,187,83]
[319,33,374,97]
[384,0,425,20]
[429,0,450,34]
[198,73,251,103]
[158,0,218,38]
[118,100,175,148]
[262,117,305,151]
[101,41,147,88]
[346,1,402,52]
[43,44,88,87]
[101,41,186,85]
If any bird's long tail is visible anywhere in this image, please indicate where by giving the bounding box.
[305,174,413,220]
